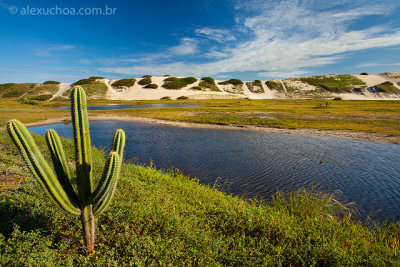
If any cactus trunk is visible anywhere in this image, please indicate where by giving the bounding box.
[81,206,95,253]
[7,86,125,254]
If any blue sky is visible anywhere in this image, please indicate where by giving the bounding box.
[0,0,400,83]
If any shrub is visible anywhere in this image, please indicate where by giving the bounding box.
[163,77,197,89]
[177,96,188,100]
[373,81,400,94]
[144,83,158,89]
[138,77,152,86]
[111,78,136,88]
[201,77,215,84]
[2,90,21,98]
[164,74,171,77]
[266,80,284,92]
[16,98,39,105]
[360,73,368,75]
[190,86,203,90]
[27,94,53,101]
[333,97,342,100]
[247,81,264,93]
[218,79,244,86]
[43,81,61,85]
[296,75,366,93]
[142,75,153,78]
[73,76,104,85]
[160,96,171,100]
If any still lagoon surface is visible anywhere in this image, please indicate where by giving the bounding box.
[29,120,400,221]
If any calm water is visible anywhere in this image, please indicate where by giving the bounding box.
[29,121,400,222]
[56,104,199,110]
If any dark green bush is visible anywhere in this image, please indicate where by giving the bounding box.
[42,81,61,85]
[360,73,368,75]
[142,75,153,78]
[177,96,188,100]
[218,79,243,86]
[190,86,203,90]
[160,96,171,100]
[144,83,158,89]
[373,81,400,94]
[73,76,104,85]
[333,97,342,100]
[111,78,136,88]
[266,80,284,92]
[27,94,53,101]
[138,77,152,86]
[2,90,21,98]
[201,77,215,84]
[163,77,197,89]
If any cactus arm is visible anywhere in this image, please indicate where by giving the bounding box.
[71,86,93,206]
[92,152,120,215]
[111,129,125,163]
[45,129,79,206]
[7,120,80,215]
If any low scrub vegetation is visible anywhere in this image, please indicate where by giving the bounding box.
[73,77,104,86]
[373,81,400,94]
[198,77,220,91]
[177,96,188,100]
[266,80,285,92]
[144,83,158,89]
[138,77,152,86]
[247,80,264,93]
[111,78,136,89]
[296,75,367,93]
[160,96,171,100]
[63,82,108,99]
[0,83,38,98]
[0,130,399,265]
[218,79,243,86]
[43,81,61,85]
[163,77,197,89]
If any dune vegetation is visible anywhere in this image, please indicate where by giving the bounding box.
[111,78,136,89]
[295,75,367,93]
[163,77,197,89]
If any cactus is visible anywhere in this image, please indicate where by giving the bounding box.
[7,86,125,253]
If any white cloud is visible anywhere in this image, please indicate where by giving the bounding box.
[195,28,236,43]
[257,70,310,78]
[168,37,199,55]
[100,0,400,78]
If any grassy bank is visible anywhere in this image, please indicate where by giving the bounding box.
[1,99,400,139]
[0,131,399,265]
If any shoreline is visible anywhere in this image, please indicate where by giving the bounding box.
[2,115,400,145]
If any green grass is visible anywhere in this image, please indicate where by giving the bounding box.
[0,131,399,265]
[296,75,367,93]
[373,81,400,94]
[25,84,59,97]
[111,78,136,89]
[0,83,38,98]
[62,82,108,99]
[163,77,197,89]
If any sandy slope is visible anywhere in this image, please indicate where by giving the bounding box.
[50,83,71,100]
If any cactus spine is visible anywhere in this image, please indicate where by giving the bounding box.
[7,86,125,253]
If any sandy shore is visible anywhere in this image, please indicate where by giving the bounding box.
[1,115,399,145]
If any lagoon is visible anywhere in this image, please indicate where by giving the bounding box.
[29,120,400,222]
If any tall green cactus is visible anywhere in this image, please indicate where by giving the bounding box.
[7,86,125,253]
